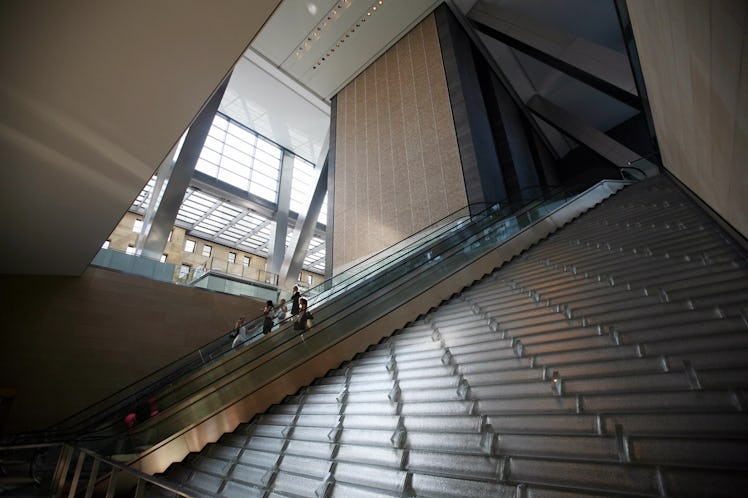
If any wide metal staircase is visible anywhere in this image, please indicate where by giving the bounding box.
[147,175,748,497]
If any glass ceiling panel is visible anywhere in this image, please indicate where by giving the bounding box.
[130,182,326,274]
[317,192,328,227]
[303,236,326,273]
[196,113,281,204]
[290,156,315,215]
[132,175,157,212]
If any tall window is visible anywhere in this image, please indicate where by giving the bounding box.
[243,256,250,267]
[133,219,143,233]
[126,245,136,255]
[196,114,282,203]
[318,192,328,226]
[160,254,167,263]
[290,157,327,227]
[290,156,316,215]
[178,264,191,279]
[202,245,212,257]
[228,252,236,264]
[102,240,110,249]
[185,240,196,253]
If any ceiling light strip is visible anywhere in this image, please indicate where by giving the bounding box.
[296,0,353,61]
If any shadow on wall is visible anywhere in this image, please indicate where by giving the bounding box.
[0,267,263,433]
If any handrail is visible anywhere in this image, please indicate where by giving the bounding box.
[0,442,197,497]
[620,165,647,180]
[306,201,493,291]
[298,185,564,302]
[303,194,553,310]
[5,177,625,452]
[623,156,660,180]
[75,445,197,497]
[301,185,567,308]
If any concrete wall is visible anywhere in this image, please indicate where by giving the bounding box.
[627,0,747,237]
[333,14,467,269]
[0,269,264,432]
[0,0,281,276]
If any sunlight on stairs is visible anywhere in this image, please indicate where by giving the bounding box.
[147,176,748,497]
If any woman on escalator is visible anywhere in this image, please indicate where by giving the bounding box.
[293,297,313,331]
[262,300,275,335]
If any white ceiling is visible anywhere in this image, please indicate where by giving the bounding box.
[220,50,331,165]
[219,0,446,165]
[251,0,442,100]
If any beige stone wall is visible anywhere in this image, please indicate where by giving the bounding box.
[333,13,467,269]
[0,268,265,432]
[107,212,324,288]
[627,0,747,237]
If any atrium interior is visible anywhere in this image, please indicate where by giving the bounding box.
[1,0,746,496]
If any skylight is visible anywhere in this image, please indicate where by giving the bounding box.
[128,114,327,275]
[196,114,281,203]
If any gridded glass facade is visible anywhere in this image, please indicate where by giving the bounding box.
[302,236,326,274]
[128,114,327,275]
[290,156,316,215]
[131,176,157,212]
[290,157,328,227]
[196,114,281,203]
[318,193,328,227]
[176,188,274,257]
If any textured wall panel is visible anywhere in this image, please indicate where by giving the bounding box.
[627,0,747,238]
[333,14,466,270]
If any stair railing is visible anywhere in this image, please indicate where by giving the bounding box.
[0,442,196,498]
